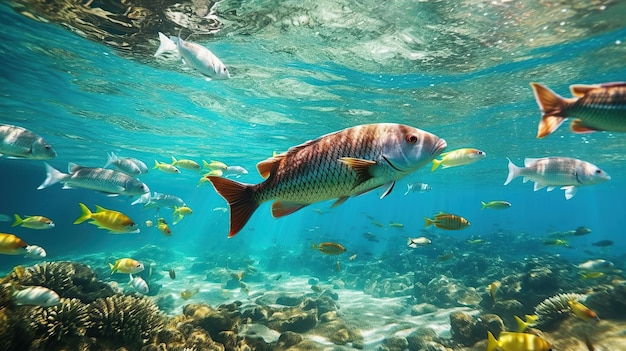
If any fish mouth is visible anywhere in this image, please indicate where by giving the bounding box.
[432,137,447,157]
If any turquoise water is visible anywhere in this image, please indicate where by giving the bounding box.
[1,0,625,288]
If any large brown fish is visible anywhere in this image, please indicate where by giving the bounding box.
[207,123,447,237]
[530,82,626,138]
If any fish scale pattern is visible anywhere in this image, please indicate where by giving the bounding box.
[253,125,389,204]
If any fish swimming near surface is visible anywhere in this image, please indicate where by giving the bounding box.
[12,286,61,307]
[591,240,613,247]
[129,274,149,294]
[504,157,610,200]
[133,192,186,208]
[38,163,150,200]
[224,165,249,178]
[530,82,626,138]
[12,214,55,229]
[480,201,511,210]
[104,152,148,175]
[0,124,56,159]
[153,160,180,174]
[207,123,447,237]
[109,258,144,275]
[487,331,552,351]
[171,156,201,171]
[74,203,139,234]
[424,212,470,230]
[24,245,46,259]
[203,160,228,171]
[154,32,178,57]
[403,182,431,195]
[0,233,28,255]
[568,300,600,322]
[407,237,431,248]
[312,242,346,255]
[170,35,231,80]
[431,148,486,172]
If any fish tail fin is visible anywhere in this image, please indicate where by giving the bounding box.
[514,315,528,332]
[481,201,487,210]
[424,217,434,227]
[37,163,67,190]
[73,203,92,224]
[171,156,177,165]
[153,160,160,169]
[104,152,116,168]
[431,159,442,172]
[154,32,178,57]
[486,331,498,351]
[504,157,521,185]
[206,176,259,238]
[108,263,116,274]
[12,214,23,227]
[530,82,569,138]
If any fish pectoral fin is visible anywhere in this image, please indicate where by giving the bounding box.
[561,186,577,200]
[522,177,530,184]
[331,196,349,208]
[571,119,602,134]
[271,201,309,218]
[546,186,556,191]
[533,182,547,191]
[338,157,377,187]
[379,181,395,199]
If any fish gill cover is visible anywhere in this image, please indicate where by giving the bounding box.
[0,0,626,350]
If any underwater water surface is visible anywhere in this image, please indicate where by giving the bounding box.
[1,0,626,350]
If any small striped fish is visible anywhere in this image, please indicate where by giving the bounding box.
[207,123,447,237]
[504,157,610,199]
[530,82,626,138]
[0,124,56,159]
[38,163,150,198]
[424,212,470,230]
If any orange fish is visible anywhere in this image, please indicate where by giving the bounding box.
[531,82,626,138]
[0,233,29,255]
[207,123,447,237]
[313,242,346,255]
[424,212,470,230]
[157,218,171,236]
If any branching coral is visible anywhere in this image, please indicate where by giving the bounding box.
[88,294,165,346]
[533,292,586,328]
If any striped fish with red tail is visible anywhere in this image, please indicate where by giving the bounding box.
[207,123,447,237]
[530,82,626,138]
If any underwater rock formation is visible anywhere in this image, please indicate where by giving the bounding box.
[422,275,482,307]
[450,311,504,347]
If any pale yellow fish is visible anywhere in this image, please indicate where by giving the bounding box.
[488,281,501,302]
[481,201,511,210]
[569,300,600,321]
[74,203,139,234]
[145,220,153,227]
[172,206,193,225]
[198,170,223,186]
[171,156,201,171]
[203,160,227,171]
[12,214,55,229]
[109,258,144,274]
[153,160,180,174]
[431,148,486,172]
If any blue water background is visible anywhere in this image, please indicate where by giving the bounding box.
[1,2,625,273]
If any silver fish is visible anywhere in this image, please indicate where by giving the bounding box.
[25,244,46,259]
[0,124,56,159]
[404,182,431,195]
[133,192,186,208]
[12,286,61,307]
[171,36,230,80]
[407,237,431,248]
[224,165,249,178]
[504,157,610,199]
[129,274,149,294]
[38,163,150,199]
[577,259,614,271]
[104,152,148,175]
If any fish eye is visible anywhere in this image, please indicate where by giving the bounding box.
[45,145,51,150]
[477,151,485,155]
[406,135,418,144]
[595,169,602,174]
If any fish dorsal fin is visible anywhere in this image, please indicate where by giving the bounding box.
[569,84,601,97]
[339,157,377,187]
[523,158,539,167]
[68,162,82,173]
[571,119,601,134]
[94,205,108,213]
[257,156,283,178]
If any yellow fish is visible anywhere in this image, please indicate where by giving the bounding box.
[12,214,55,229]
[203,160,227,171]
[579,271,604,279]
[424,212,470,230]
[312,242,346,255]
[514,314,538,332]
[157,218,171,236]
[0,233,28,255]
[172,206,193,225]
[568,300,600,322]
[109,258,144,275]
[74,203,139,234]
[487,331,551,351]
[481,201,511,210]
[171,156,201,171]
[180,287,200,300]
[488,281,501,302]
[153,160,180,174]
[431,148,486,172]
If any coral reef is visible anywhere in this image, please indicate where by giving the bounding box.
[534,293,587,329]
